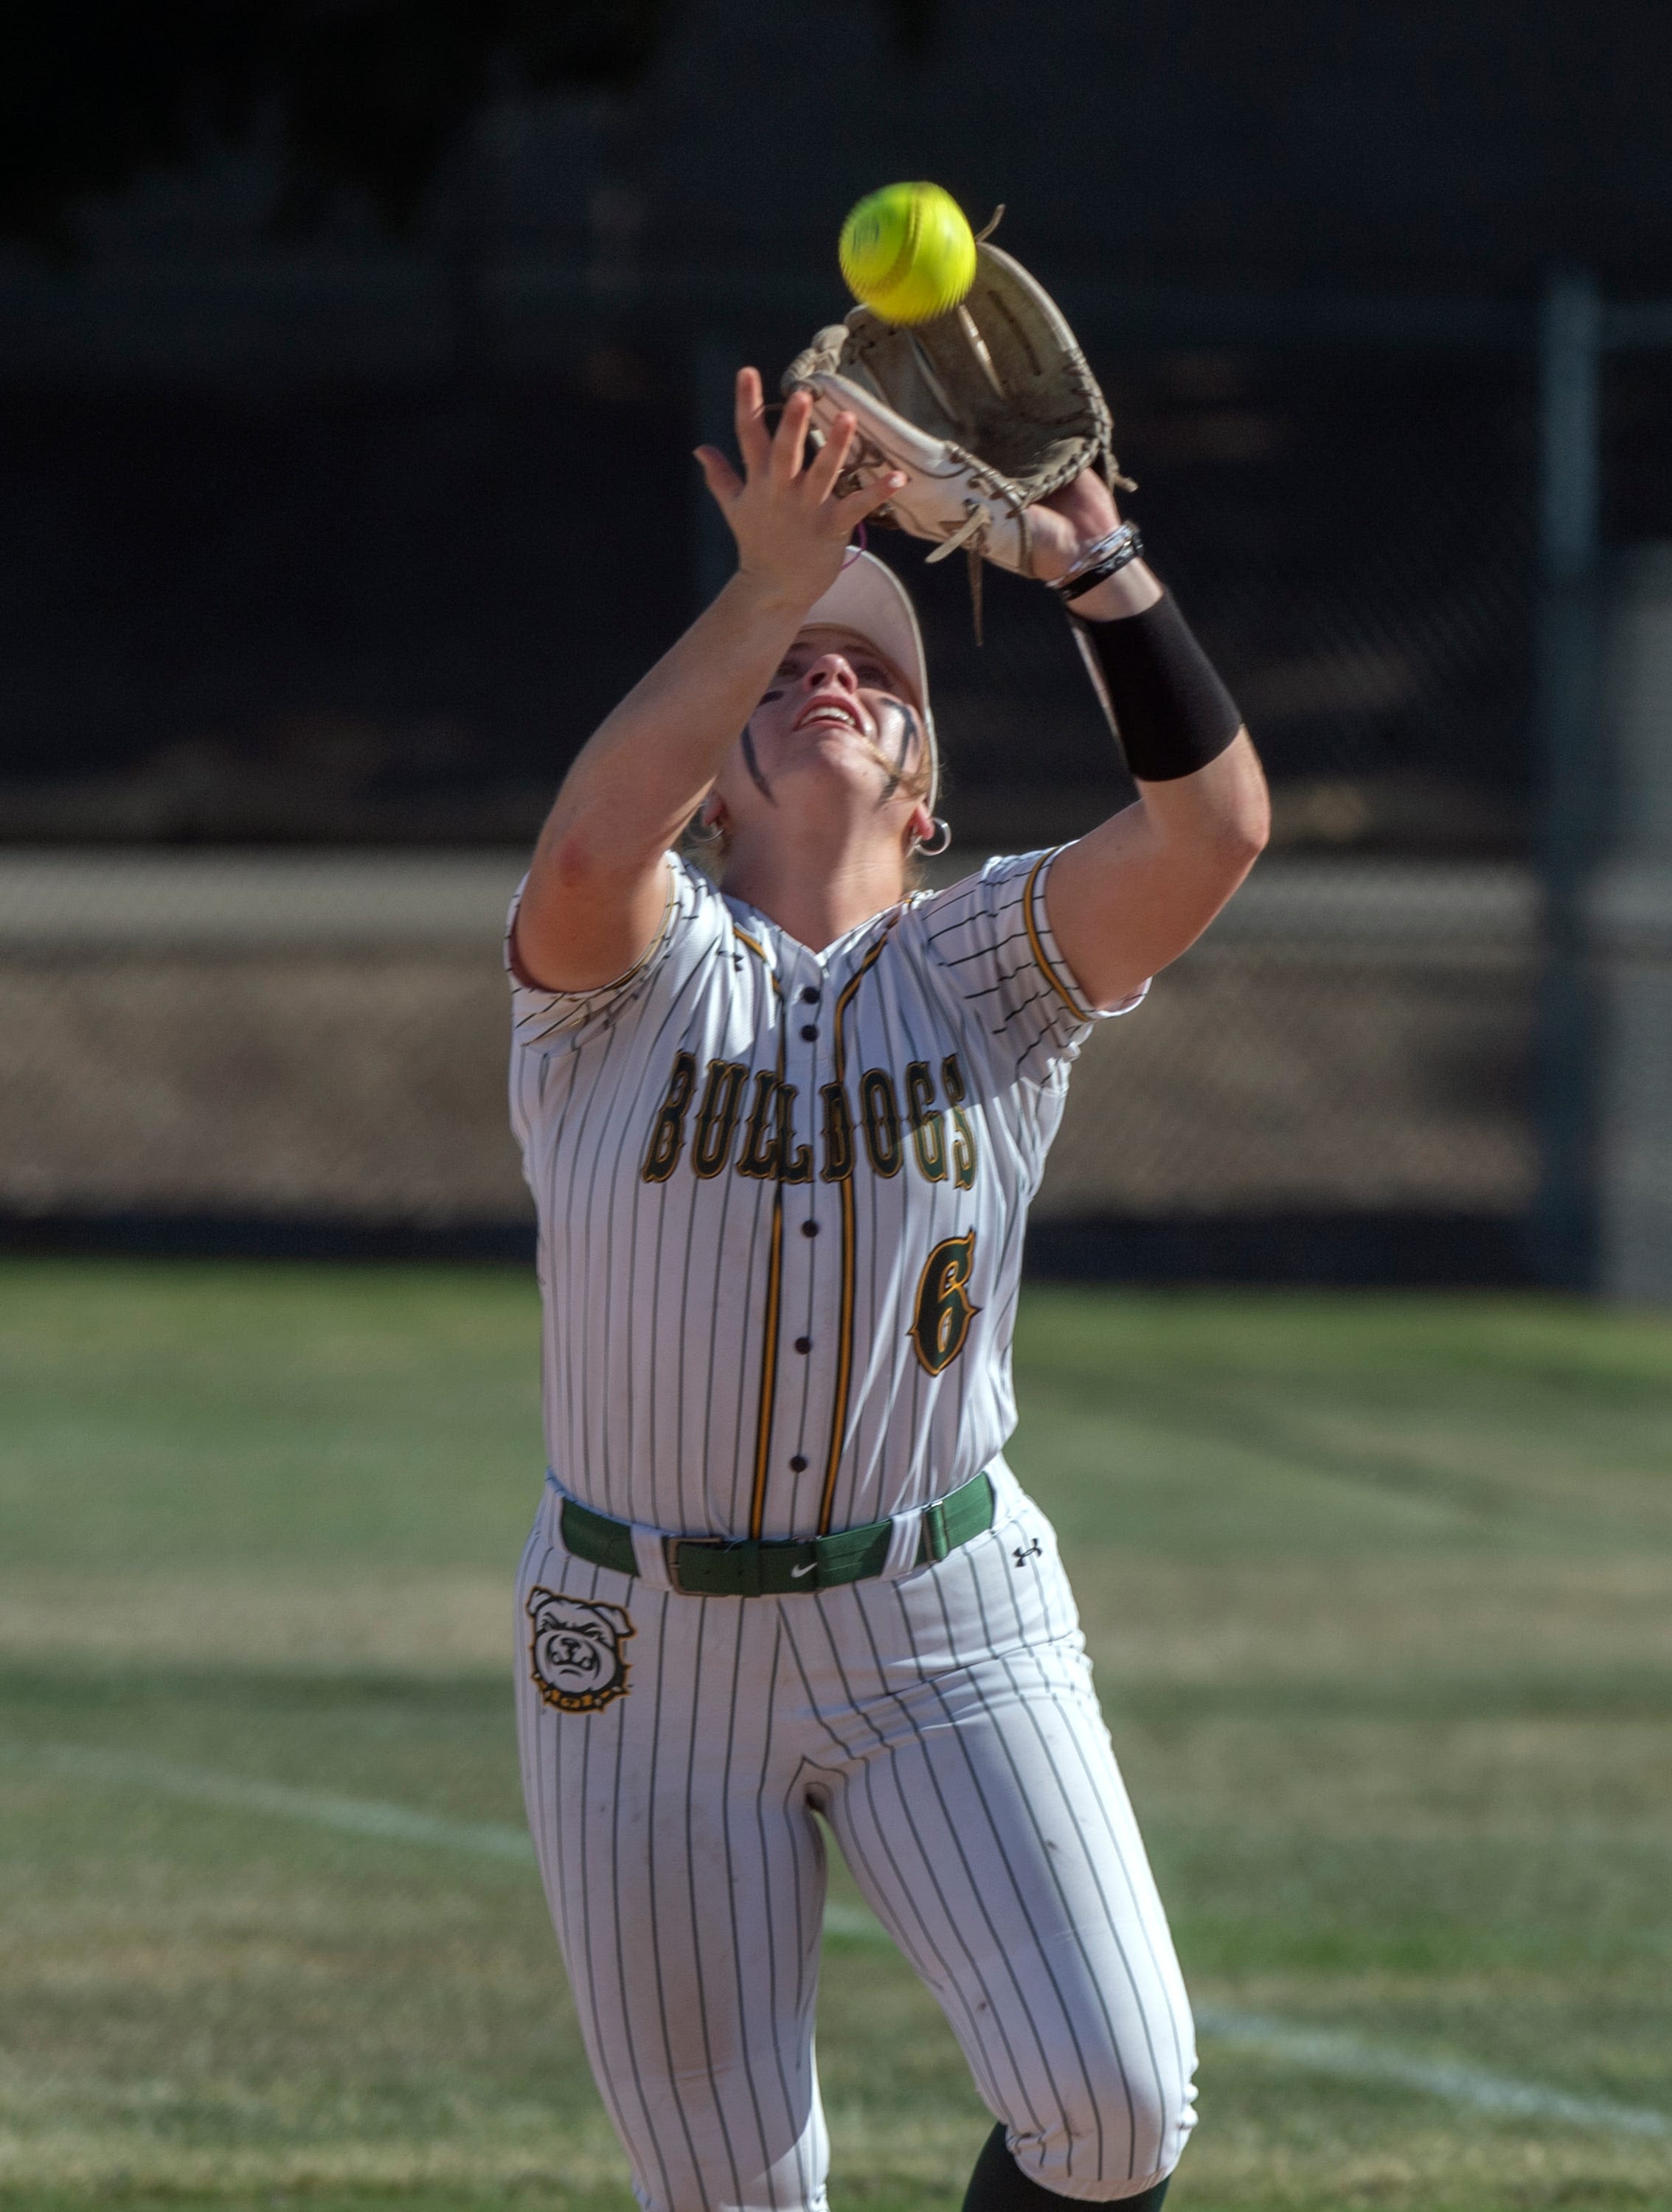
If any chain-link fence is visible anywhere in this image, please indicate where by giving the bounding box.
[0,846,1536,1261]
[1,300,1666,1282]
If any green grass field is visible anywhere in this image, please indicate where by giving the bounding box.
[1,1261,1670,2212]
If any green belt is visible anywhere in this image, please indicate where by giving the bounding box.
[558,1470,996,1598]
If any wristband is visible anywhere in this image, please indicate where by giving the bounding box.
[1047,522,1144,601]
[1069,592,1243,782]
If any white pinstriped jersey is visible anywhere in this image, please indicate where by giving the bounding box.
[507,847,1142,1543]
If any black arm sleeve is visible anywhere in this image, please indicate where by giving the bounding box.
[1069,592,1243,782]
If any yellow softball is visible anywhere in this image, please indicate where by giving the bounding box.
[839,182,977,326]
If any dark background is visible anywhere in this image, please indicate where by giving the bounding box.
[1,0,1668,849]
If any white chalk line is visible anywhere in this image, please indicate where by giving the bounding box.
[8,1738,1668,2141]
[1194,2008,1671,2140]
[1,1739,533,1862]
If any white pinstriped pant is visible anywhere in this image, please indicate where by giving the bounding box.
[514,1467,1197,2212]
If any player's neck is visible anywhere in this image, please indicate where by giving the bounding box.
[721,832,909,953]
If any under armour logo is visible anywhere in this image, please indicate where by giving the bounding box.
[1013,1538,1042,1568]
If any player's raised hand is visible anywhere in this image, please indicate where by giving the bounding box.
[694,369,904,606]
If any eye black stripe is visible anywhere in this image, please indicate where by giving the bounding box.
[873,698,916,804]
[740,726,774,804]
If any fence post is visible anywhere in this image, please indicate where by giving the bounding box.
[1592,547,1672,1298]
[1530,269,1603,1288]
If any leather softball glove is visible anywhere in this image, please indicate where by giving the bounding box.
[782,232,1129,605]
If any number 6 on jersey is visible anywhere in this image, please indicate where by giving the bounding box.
[909,1231,979,1374]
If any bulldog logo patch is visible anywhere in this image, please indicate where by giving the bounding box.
[526,1588,634,1714]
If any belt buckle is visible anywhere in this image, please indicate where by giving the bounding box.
[664,1534,727,1596]
[920,1496,950,1565]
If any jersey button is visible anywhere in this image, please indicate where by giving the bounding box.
[801,1220,819,1237]
[799,986,820,1004]
[799,1024,818,1042]
[794,1336,811,1354]
[789,1454,808,1472]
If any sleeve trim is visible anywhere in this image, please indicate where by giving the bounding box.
[1021,849,1094,1023]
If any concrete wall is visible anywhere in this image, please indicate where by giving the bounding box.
[0,850,1534,1232]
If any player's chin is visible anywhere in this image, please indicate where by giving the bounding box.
[784,728,884,789]
[779,751,903,830]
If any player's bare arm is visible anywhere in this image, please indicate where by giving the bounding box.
[513,372,903,992]
[1027,467,1271,1010]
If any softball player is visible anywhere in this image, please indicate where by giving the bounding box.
[508,372,1267,2212]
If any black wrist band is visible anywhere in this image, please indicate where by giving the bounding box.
[1058,549,1140,602]
[1069,592,1243,782]
[1052,526,1141,606]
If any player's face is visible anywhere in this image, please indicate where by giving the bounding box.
[715,627,930,838]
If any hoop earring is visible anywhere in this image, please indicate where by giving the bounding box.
[688,813,725,845]
[914,817,952,858]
